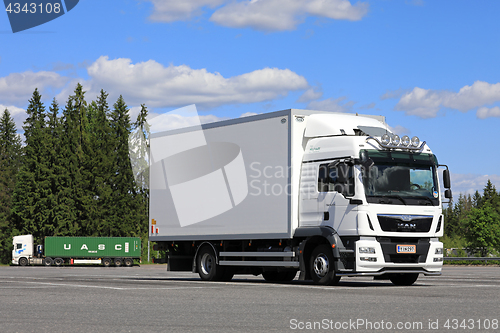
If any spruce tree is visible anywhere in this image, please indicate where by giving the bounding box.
[0,109,22,263]
[11,89,51,244]
[59,83,93,236]
[87,90,114,236]
[132,104,150,246]
[108,95,139,237]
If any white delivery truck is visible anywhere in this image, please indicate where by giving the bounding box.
[149,109,451,285]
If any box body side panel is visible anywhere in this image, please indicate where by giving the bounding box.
[44,237,141,258]
[150,111,293,241]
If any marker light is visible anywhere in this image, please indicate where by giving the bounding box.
[411,136,420,147]
[381,134,391,145]
[392,135,400,146]
[401,135,410,147]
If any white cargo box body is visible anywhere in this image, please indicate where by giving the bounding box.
[149,109,386,242]
[149,109,310,241]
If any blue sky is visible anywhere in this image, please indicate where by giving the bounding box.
[1,0,499,196]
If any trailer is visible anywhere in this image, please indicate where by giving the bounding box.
[12,235,141,267]
[149,109,451,285]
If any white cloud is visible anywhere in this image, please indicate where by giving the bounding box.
[240,112,259,117]
[0,71,68,105]
[306,96,355,112]
[394,81,500,118]
[358,102,376,110]
[0,104,27,131]
[477,106,500,119]
[147,112,226,132]
[389,125,410,135]
[449,173,500,197]
[297,85,323,103]
[85,56,309,109]
[146,0,368,31]
[210,0,369,31]
[148,0,225,22]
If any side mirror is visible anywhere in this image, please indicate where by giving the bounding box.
[336,163,349,183]
[443,169,451,189]
[445,189,452,199]
[362,158,374,172]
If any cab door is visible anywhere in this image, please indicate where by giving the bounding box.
[318,161,358,234]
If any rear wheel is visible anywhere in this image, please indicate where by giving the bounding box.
[103,258,112,267]
[19,257,28,266]
[44,257,53,266]
[54,258,64,266]
[196,245,224,281]
[389,273,419,286]
[124,258,133,267]
[310,245,341,285]
[114,258,122,267]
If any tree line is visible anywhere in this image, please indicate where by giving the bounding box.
[0,84,149,263]
[443,180,500,256]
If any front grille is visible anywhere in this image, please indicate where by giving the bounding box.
[389,254,420,263]
[377,214,433,232]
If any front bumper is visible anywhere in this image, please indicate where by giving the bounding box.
[341,238,443,276]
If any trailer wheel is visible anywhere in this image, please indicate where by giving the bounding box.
[103,258,112,267]
[389,273,419,286]
[44,257,53,266]
[19,257,28,266]
[196,245,224,281]
[124,258,133,267]
[54,258,64,266]
[310,245,340,285]
[114,258,122,267]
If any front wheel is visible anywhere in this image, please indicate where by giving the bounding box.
[310,245,341,285]
[19,257,28,266]
[196,245,224,281]
[389,273,419,286]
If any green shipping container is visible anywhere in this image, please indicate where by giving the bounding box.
[44,237,141,258]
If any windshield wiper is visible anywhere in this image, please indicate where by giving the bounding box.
[372,195,407,205]
[407,196,435,205]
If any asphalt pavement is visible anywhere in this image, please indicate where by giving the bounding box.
[1,265,499,332]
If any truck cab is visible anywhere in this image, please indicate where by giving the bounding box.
[298,114,450,285]
[12,235,35,266]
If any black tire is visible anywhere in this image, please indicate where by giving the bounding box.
[310,245,341,285]
[196,245,224,281]
[44,257,53,266]
[19,257,28,266]
[114,258,122,267]
[124,258,133,267]
[54,258,64,266]
[103,258,112,267]
[220,269,234,282]
[389,273,419,286]
[262,271,297,282]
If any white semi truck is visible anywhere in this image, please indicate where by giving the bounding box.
[149,109,451,285]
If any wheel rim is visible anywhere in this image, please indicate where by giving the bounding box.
[200,253,213,275]
[313,254,329,278]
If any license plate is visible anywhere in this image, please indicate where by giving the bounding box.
[396,245,416,253]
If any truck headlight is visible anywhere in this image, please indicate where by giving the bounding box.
[359,247,376,254]
[435,248,443,255]
[360,257,377,262]
[433,257,443,262]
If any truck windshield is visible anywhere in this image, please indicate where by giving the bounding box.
[360,150,439,206]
